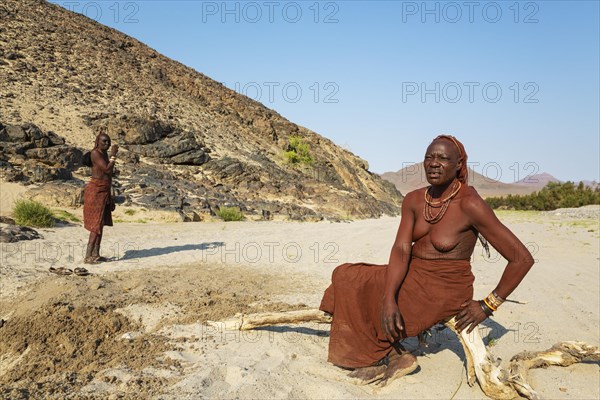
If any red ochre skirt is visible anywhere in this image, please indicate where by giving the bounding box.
[319,258,474,368]
[83,178,113,235]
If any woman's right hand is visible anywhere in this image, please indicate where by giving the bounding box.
[381,298,404,343]
[110,144,119,157]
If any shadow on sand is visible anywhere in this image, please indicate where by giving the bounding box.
[121,241,225,260]
[402,318,511,361]
[253,324,331,339]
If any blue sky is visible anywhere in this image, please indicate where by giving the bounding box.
[49,1,599,183]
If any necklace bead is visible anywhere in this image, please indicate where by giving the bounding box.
[423,180,461,223]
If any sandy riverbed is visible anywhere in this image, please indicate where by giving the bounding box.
[0,185,598,399]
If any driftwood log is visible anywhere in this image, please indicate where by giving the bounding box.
[507,341,600,399]
[211,310,599,399]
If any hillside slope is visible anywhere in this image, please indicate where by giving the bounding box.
[0,0,402,220]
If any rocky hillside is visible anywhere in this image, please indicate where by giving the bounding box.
[0,0,402,221]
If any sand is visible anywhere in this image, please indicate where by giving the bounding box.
[0,182,598,399]
[0,182,30,217]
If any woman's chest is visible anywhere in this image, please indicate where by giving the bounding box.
[413,203,474,250]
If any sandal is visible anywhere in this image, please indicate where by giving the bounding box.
[94,256,110,262]
[49,267,73,275]
[74,267,91,276]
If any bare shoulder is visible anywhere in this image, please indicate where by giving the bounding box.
[404,187,424,206]
[399,188,424,218]
[459,186,496,223]
[460,186,489,211]
[90,148,103,159]
[405,187,424,200]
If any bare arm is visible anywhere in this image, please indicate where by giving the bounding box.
[465,193,534,298]
[456,191,535,332]
[381,190,417,342]
[91,145,118,175]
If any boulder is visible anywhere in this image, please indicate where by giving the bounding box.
[4,124,27,141]
[0,216,16,224]
[46,130,65,146]
[1,122,84,183]
[25,145,83,169]
[170,149,209,165]
[0,164,25,182]
[21,161,73,183]
[113,117,171,144]
[0,224,42,243]
[1,141,34,155]
[127,131,210,165]
[25,181,84,207]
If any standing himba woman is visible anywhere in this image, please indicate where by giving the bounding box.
[83,132,118,264]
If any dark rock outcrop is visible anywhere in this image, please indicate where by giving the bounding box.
[0,122,82,183]
[127,130,210,165]
[0,223,42,243]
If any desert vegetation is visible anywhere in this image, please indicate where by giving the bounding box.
[283,135,313,165]
[216,206,245,221]
[486,182,600,210]
[12,200,55,227]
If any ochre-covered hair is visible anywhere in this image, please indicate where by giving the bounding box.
[433,134,468,185]
[94,132,110,150]
[433,134,490,255]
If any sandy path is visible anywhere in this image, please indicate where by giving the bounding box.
[1,208,599,399]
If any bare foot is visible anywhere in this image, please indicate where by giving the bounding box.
[347,364,387,385]
[376,350,418,387]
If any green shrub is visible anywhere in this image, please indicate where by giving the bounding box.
[13,200,55,227]
[124,209,136,216]
[283,150,301,164]
[54,209,81,223]
[216,206,245,222]
[284,135,313,165]
[486,181,600,211]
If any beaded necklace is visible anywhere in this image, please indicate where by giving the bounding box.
[423,179,461,224]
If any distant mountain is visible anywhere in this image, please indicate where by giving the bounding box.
[0,0,402,220]
[514,172,560,187]
[380,163,544,198]
[514,174,599,190]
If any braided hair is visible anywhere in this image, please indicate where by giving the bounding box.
[433,134,468,185]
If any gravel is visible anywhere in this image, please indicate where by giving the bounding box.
[541,205,600,220]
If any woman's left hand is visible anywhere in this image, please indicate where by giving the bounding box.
[455,300,488,333]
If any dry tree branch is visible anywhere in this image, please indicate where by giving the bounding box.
[212,309,598,399]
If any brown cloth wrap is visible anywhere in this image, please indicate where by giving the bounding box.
[319,257,474,368]
[83,178,113,234]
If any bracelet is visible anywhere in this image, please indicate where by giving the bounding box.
[485,291,505,310]
[110,156,117,162]
[493,291,505,302]
[483,297,497,312]
[479,300,494,317]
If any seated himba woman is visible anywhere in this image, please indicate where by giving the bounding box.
[319,135,535,385]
